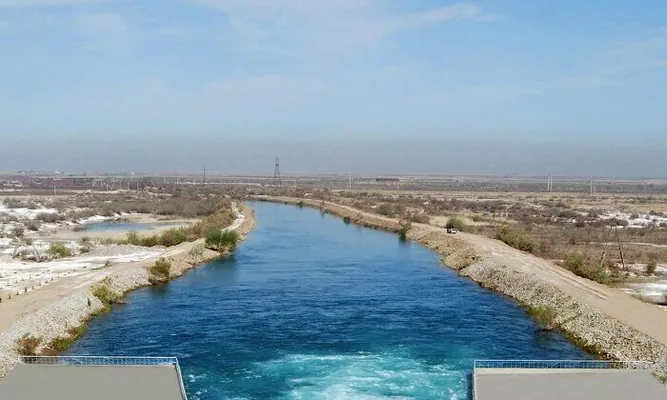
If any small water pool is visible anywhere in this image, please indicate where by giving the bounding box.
[83,221,186,233]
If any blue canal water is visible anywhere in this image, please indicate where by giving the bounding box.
[67,202,590,399]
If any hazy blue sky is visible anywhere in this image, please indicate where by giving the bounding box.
[1,0,666,176]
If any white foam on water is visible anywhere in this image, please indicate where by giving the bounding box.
[255,352,467,399]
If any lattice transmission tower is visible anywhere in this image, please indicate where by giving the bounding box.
[274,157,282,187]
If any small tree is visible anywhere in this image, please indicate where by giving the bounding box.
[11,226,25,259]
[205,230,239,253]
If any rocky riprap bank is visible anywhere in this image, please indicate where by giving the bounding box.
[256,196,667,380]
[0,205,256,379]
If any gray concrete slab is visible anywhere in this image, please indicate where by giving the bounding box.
[0,364,185,400]
[474,369,667,400]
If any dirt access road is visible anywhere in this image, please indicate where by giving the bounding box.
[0,204,250,332]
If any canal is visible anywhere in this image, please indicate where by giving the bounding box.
[68,201,590,399]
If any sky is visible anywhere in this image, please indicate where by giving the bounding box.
[0,0,666,176]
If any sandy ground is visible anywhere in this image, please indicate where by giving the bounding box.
[273,197,667,349]
[455,231,667,344]
[0,204,251,333]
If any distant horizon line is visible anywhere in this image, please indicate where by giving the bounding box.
[1,170,666,181]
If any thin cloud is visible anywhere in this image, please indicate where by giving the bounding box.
[600,29,667,74]
[403,3,493,27]
[190,1,501,54]
[0,0,97,6]
[565,28,667,89]
[77,13,127,34]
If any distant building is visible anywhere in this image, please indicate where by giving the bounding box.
[375,177,400,183]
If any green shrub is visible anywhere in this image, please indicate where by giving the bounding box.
[16,334,42,356]
[125,231,141,245]
[495,226,537,253]
[36,212,65,223]
[11,225,24,238]
[67,323,89,338]
[140,235,160,247]
[47,243,72,258]
[92,284,122,307]
[409,213,430,224]
[446,215,468,232]
[205,230,239,253]
[562,251,611,284]
[48,337,74,352]
[526,305,558,330]
[149,258,172,281]
[563,251,586,272]
[397,219,411,241]
[25,220,41,231]
[188,244,205,264]
[342,216,351,224]
[376,203,393,217]
[159,228,189,247]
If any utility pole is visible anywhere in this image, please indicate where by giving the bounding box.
[203,164,206,185]
[349,173,352,190]
[590,176,594,196]
[615,225,626,270]
[546,175,551,192]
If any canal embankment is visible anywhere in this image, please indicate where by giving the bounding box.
[0,204,256,379]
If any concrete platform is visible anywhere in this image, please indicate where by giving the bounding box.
[0,364,186,400]
[474,368,667,400]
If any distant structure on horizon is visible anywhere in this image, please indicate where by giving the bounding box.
[274,157,282,187]
[376,177,400,183]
